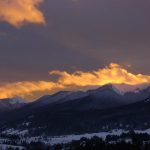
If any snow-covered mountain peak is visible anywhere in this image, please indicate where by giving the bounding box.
[88,84,124,96]
[86,83,150,96]
[8,97,26,105]
[113,83,150,94]
[111,85,124,95]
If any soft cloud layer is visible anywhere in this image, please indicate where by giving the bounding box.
[0,0,45,27]
[0,81,64,100]
[0,63,150,100]
[50,63,150,86]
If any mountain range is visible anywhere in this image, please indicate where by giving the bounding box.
[0,84,150,136]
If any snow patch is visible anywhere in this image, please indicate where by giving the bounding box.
[0,144,25,150]
[9,97,26,105]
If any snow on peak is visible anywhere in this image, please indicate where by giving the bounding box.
[89,84,124,95]
[111,85,124,95]
[87,83,150,96]
[9,97,26,105]
[113,83,150,94]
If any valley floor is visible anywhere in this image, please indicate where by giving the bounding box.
[1,128,150,149]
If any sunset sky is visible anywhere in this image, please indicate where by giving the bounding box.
[0,0,150,100]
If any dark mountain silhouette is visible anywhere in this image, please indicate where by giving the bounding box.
[0,97,27,112]
[0,84,150,136]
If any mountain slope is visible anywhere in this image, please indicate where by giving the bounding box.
[30,90,88,108]
[0,84,150,136]
[1,97,150,136]
[0,97,27,112]
[36,84,150,111]
[26,84,150,111]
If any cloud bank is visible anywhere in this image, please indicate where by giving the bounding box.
[0,0,45,27]
[49,63,150,87]
[0,63,150,100]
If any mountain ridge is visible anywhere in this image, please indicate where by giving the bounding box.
[0,83,150,136]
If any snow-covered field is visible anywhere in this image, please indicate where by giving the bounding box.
[44,129,150,145]
[0,129,128,145]
[1,128,150,147]
[0,144,25,150]
[42,129,126,145]
[23,128,150,145]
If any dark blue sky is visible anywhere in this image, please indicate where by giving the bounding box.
[0,0,150,83]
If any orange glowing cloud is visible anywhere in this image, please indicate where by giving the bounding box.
[0,63,150,100]
[0,0,45,27]
[0,81,64,100]
[50,63,150,86]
